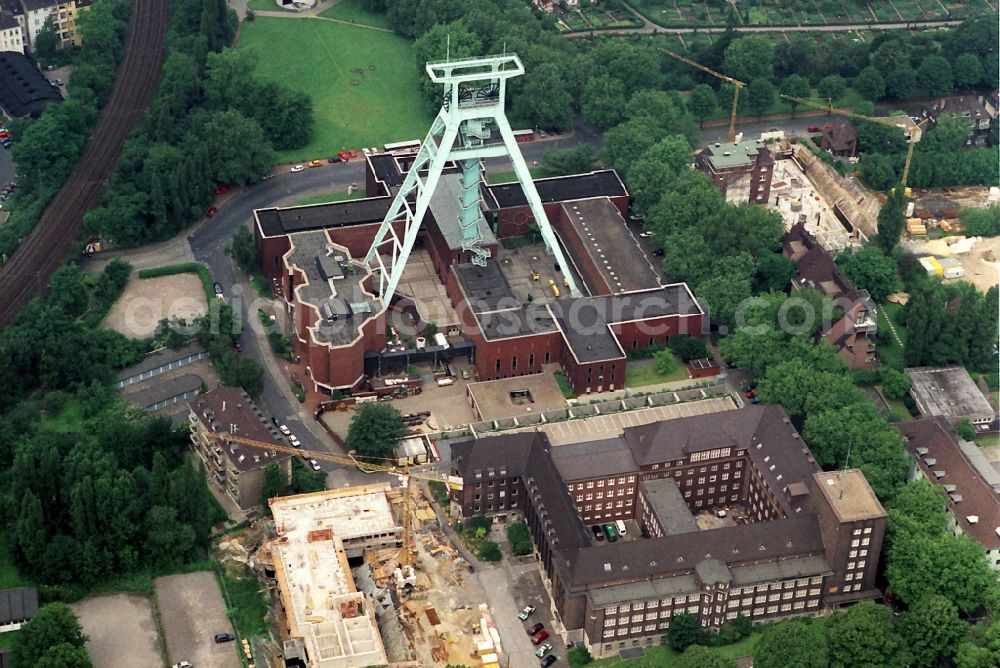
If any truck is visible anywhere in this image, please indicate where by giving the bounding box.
[434,332,449,349]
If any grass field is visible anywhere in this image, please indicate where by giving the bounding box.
[319,0,391,29]
[237,17,431,163]
[876,303,906,369]
[592,633,758,666]
[39,395,86,433]
[625,356,689,387]
[976,433,1000,448]
[246,0,290,12]
[294,189,366,206]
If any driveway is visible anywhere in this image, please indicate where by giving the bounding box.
[478,561,558,668]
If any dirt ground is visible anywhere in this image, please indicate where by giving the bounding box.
[71,593,160,668]
[103,274,208,339]
[155,571,240,668]
[954,236,1000,292]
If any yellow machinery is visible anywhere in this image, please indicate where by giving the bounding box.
[780,95,929,187]
[658,47,746,142]
[548,279,560,298]
[203,431,463,567]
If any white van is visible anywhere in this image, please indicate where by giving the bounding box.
[615,519,627,536]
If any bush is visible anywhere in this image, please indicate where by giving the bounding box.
[428,480,449,508]
[668,334,710,362]
[654,349,678,375]
[881,368,911,399]
[956,419,976,442]
[478,540,501,562]
[668,613,707,652]
[468,515,491,535]
[506,522,533,556]
[568,645,594,666]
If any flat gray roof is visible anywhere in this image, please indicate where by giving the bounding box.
[639,478,698,536]
[906,366,996,421]
[124,373,203,409]
[115,342,207,383]
[552,438,636,481]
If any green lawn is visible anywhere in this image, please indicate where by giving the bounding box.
[877,303,906,370]
[319,0,391,29]
[237,17,431,163]
[625,356,689,388]
[219,570,270,638]
[0,531,31,590]
[293,190,366,206]
[246,0,290,12]
[39,395,85,433]
[592,633,758,666]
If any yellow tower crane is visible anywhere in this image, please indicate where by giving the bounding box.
[203,431,463,568]
[658,47,746,143]
[779,95,929,188]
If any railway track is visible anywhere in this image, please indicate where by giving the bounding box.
[0,0,169,326]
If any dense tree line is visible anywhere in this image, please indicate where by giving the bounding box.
[12,603,92,668]
[0,0,129,262]
[83,0,314,247]
[900,279,998,371]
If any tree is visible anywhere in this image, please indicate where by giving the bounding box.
[880,368,910,400]
[13,603,89,668]
[600,117,662,176]
[875,188,906,254]
[836,246,899,301]
[541,146,595,176]
[897,595,965,668]
[756,619,828,668]
[290,457,327,494]
[477,540,501,562]
[654,349,677,375]
[667,613,706,652]
[201,110,275,185]
[780,75,812,117]
[746,78,776,118]
[903,286,944,367]
[676,645,735,668]
[723,36,774,83]
[261,462,286,511]
[817,75,847,103]
[886,66,917,100]
[854,66,886,101]
[687,84,717,127]
[505,521,532,556]
[646,170,724,240]
[345,403,405,460]
[226,225,259,274]
[144,505,195,570]
[826,601,904,668]
[667,335,709,362]
[917,55,954,97]
[803,401,898,468]
[755,253,797,293]
[581,75,628,129]
[953,53,985,90]
[956,419,977,441]
[958,206,1000,237]
[34,18,64,67]
[886,479,951,542]
[34,643,93,668]
[568,645,594,667]
[695,254,754,331]
[626,135,692,213]
[512,61,573,131]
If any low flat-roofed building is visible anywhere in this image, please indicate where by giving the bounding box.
[0,587,38,632]
[270,486,397,668]
[188,387,291,510]
[900,417,1000,568]
[0,51,61,117]
[115,343,208,389]
[905,366,997,428]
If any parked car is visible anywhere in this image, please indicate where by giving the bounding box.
[652,248,665,257]
[213,282,224,298]
[639,231,653,238]
[535,642,553,658]
[171,662,192,668]
[328,156,337,163]
[362,147,371,155]
[260,172,274,180]
[271,416,280,426]
[0,132,11,139]
[289,435,301,448]
[518,605,535,620]
[290,164,305,173]
[527,623,544,636]
[308,159,322,168]
[532,630,550,645]
[214,633,235,643]
[54,78,63,85]
[540,655,558,667]
[348,149,357,158]
[308,459,322,471]
[206,207,218,218]
[807,126,821,133]
[213,185,230,195]
[279,424,291,436]
[591,525,604,541]
[338,151,349,162]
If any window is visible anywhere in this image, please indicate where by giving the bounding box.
[544,352,551,364]
[853,529,862,536]
[858,560,866,568]
[605,618,616,627]
[597,480,605,487]
[849,550,857,558]
[511,356,517,371]
[780,603,792,612]
[845,573,854,581]
[860,549,868,557]
[529,353,534,367]
[851,539,860,547]
[847,562,855,570]
[495,359,501,373]
[753,607,764,617]
[645,613,657,621]
[862,538,870,546]
[634,602,644,610]
[632,615,643,623]
[863,527,872,534]
[660,609,671,618]
[767,605,779,614]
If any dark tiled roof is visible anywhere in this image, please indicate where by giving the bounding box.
[0,51,62,118]
[487,170,627,209]
[124,373,203,409]
[552,437,636,481]
[255,197,392,238]
[564,515,825,586]
[0,587,38,625]
[115,342,207,382]
[189,387,290,472]
[822,119,858,152]
[20,0,58,10]
[899,417,1000,549]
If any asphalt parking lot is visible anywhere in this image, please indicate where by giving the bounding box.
[479,561,560,668]
[71,593,160,668]
[155,571,240,668]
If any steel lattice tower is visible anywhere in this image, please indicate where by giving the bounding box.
[364,54,582,303]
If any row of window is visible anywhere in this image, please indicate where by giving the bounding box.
[572,477,637,490]
[602,600,820,638]
[577,487,633,501]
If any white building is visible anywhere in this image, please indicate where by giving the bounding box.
[15,0,90,50]
[0,0,25,53]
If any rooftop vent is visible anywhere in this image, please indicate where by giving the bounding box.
[604,563,612,572]
[967,515,979,525]
[934,470,946,479]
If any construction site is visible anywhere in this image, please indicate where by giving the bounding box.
[216,480,503,668]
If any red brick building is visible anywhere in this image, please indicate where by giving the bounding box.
[253,153,703,398]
